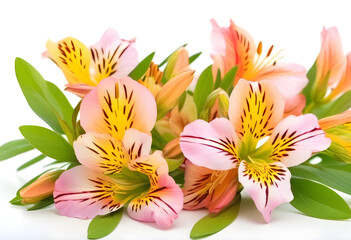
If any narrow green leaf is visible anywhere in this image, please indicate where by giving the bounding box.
[214,69,221,89]
[19,125,76,162]
[128,52,155,80]
[27,196,54,211]
[15,58,63,133]
[190,194,241,239]
[193,65,214,114]
[0,139,33,161]
[290,178,351,220]
[72,100,82,139]
[178,91,187,111]
[290,163,351,195]
[158,43,187,67]
[9,196,24,206]
[220,66,238,93]
[17,154,46,171]
[88,209,123,239]
[189,52,202,64]
[302,61,317,106]
[312,90,351,118]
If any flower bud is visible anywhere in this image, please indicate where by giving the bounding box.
[201,88,229,121]
[20,170,64,204]
[156,69,195,119]
[163,47,189,80]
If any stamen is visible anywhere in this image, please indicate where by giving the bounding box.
[266,45,274,57]
[257,41,262,55]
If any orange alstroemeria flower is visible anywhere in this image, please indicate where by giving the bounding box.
[210,19,308,115]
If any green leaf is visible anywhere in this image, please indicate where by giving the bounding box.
[151,128,168,151]
[158,43,187,68]
[193,65,214,114]
[190,194,241,239]
[128,52,155,80]
[88,209,123,239]
[15,58,63,133]
[27,196,54,211]
[0,139,33,161]
[178,91,187,111]
[19,125,76,162]
[17,154,46,171]
[166,157,184,172]
[290,164,351,195]
[189,52,202,64]
[214,69,221,89]
[220,66,238,93]
[311,90,351,118]
[302,61,317,106]
[45,81,74,130]
[290,178,351,220]
[169,168,185,185]
[67,161,81,169]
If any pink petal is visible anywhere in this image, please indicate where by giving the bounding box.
[229,79,284,140]
[284,94,306,116]
[128,151,169,180]
[80,77,157,140]
[210,19,256,79]
[73,132,126,174]
[329,52,351,99]
[253,63,308,99]
[262,114,331,167]
[54,166,123,219]
[127,175,183,229]
[90,29,138,83]
[239,161,293,222]
[122,128,152,160]
[180,118,240,171]
[182,160,238,213]
[65,83,95,98]
[316,27,345,87]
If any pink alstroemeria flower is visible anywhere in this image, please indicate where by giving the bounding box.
[44,29,138,97]
[210,19,308,115]
[54,77,183,228]
[182,160,239,213]
[180,79,331,222]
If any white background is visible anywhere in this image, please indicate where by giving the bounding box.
[1,0,351,239]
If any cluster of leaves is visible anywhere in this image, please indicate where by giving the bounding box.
[0,58,81,208]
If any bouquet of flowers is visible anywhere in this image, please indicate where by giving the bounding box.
[1,19,351,239]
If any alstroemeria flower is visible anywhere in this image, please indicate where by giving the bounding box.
[44,29,138,97]
[319,110,351,163]
[210,19,308,115]
[180,79,330,222]
[53,77,183,228]
[182,160,238,213]
[315,27,345,91]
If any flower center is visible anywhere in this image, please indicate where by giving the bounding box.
[110,167,151,203]
[242,41,284,80]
